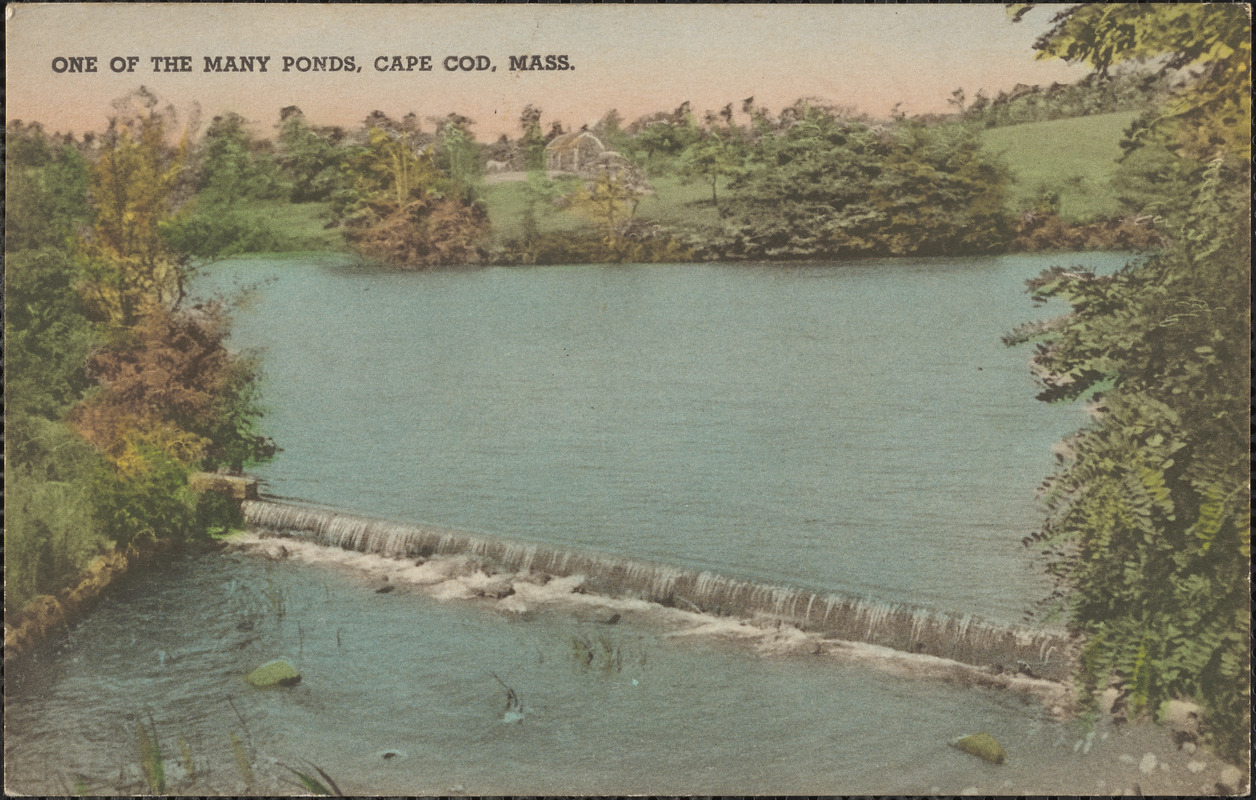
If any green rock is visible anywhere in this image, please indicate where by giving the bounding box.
[246,659,301,688]
[950,732,1007,764]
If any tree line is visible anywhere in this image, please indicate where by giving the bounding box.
[37,68,1172,273]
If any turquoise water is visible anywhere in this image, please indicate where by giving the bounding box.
[200,253,1124,620]
[14,252,1219,797]
[4,547,1210,795]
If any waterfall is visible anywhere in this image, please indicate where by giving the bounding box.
[242,499,1077,681]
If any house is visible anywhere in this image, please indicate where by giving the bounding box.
[545,131,606,173]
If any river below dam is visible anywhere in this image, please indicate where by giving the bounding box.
[7,252,1230,794]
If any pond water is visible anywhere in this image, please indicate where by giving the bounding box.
[201,252,1124,619]
[10,252,1218,796]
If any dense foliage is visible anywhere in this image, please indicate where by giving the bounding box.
[720,109,1014,258]
[5,93,276,612]
[1007,3,1250,761]
[332,117,490,268]
[960,68,1169,129]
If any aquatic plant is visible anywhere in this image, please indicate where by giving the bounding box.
[279,761,343,796]
[229,731,254,792]
[134,716,165,794]
[489,671,524,722]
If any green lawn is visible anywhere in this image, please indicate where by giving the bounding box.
[634,175,727,230]
[980,111,1140,222]
[479,173,728,245]
[234,198,348,251]
[478,176,591,245]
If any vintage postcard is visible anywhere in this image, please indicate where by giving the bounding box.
[5,4,1250,796]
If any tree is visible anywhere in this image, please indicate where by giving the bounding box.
[277,108,346,202]
[79,88,190,326]
[519,105,547,172]
[1014,3,1251,162]
[337,120,488,268]
[571,170,644,258]
[722,105,1011,258]
[5,122,91,251]
[196,112,287,203]
[1007,4,1251,761]
[678,131,741,207]
[356,124,444,205]
[434,115,484,204]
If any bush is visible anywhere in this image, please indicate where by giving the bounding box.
[161,206,283,259]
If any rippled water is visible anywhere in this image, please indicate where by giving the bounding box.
[13,252,1220,796]
[4,546,1214,795]
[196,253,1126,619]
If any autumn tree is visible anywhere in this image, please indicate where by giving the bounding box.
[337,119,488,268]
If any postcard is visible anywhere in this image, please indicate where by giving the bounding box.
[5,3,1250,796]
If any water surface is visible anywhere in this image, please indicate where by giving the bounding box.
[199,253,1125,619]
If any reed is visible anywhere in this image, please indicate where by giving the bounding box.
[134,715,165,794]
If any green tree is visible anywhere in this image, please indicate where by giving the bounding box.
[435,115,484,204]
[196,112,288,203]
[1015,3,1250,162]
[277,107,346,202]
[5,122,91,251]
[678,131,741,207]
[1008,4,1250,761]
[519,105,547,173]
[871,121,1013,255]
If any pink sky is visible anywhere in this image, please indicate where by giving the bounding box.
[6,4,1087,140]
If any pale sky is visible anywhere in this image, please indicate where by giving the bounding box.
[6,4,1088,140]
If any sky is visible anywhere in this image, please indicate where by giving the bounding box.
[6,4,1089,140]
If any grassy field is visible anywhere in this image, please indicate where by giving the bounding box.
[478,173,730,246]
[235,198,349,251]
[980,111,1140,222]
[478,176,591,245]
[235,114,1137,255]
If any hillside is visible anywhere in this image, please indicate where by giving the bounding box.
[980,111,1140,222]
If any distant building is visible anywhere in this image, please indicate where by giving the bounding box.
[545,131,606,173]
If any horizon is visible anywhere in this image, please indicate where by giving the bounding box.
[6,4,1089,141]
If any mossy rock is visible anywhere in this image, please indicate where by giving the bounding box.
[246,659,302,688]
[950,732,1007,764]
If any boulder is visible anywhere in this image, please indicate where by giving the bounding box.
[246,659,301,688]
[951,732,1007,765]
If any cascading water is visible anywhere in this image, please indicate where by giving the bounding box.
[243,498,1078,681]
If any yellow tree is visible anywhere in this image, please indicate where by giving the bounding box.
[80,89,191,327]
[357,126,440,207]
[571,170,643,257]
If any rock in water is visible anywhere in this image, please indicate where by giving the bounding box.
[951,732,1008,765]
[246,659,302,688]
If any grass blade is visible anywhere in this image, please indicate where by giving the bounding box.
[135,718,165,794]
[280,764,333,795]
[230,731,254,791]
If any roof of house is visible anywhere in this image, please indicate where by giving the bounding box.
[545,130,604,152]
